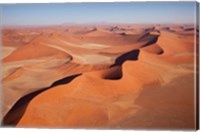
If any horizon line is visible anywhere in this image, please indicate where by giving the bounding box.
[2,22,195,28]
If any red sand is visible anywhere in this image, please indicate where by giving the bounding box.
[1,24,197,129]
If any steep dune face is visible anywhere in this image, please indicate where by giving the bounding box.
[157,32,194,55]
[3,43,71,62]
[2,25,197,129]
[141,44,163,54]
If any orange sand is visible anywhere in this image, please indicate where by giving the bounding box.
[1,24,197,129]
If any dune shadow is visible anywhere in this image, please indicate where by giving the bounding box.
[111,34,159,67]
[111,49,140,67]
[109,33,160,80]
[141,34,159,48]
[2,74,81,126]
[50,74,81,87]
[104,68,122,80]
[102,66,122,80]
[184,28,194,31]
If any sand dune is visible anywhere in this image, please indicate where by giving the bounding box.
[1,24,197,129]
[1,46,17,59]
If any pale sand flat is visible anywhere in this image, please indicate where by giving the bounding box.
[1,46,17,59]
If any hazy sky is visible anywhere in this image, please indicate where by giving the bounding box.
[1,2,197,26]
